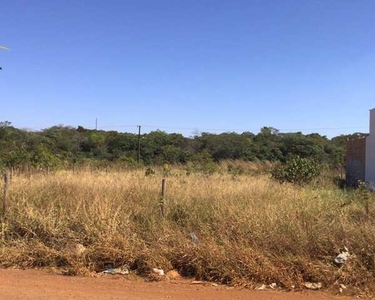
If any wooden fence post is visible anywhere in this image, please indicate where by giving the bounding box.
[160,178,166,218]
[2,172,9,220]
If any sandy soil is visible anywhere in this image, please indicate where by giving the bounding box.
[0,269,355,300]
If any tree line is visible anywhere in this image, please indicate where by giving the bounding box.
[0,121,368,170]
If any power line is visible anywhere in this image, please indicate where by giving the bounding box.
[99,125,137,129]
[12,122,369,134]
[277,126,367,131]
[95,124,368,132]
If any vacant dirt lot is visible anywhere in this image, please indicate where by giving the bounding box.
[0,269,355,300]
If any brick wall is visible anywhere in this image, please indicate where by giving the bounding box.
[346,137,366,185]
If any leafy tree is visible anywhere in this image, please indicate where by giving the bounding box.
[280,133,325,160]
[0,120,360,168]
[200,132,257,161]
[30,144,60,169]
[253,127,283,161]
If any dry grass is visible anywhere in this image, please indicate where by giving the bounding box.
[0,167,374,290]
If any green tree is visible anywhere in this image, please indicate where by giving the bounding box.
[30,144,60,169]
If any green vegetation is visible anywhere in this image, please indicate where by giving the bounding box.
[0,121,367,170]
[271,156,321,184]
[1,121,375,291]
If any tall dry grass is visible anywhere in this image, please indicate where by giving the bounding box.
[0,167,374,289]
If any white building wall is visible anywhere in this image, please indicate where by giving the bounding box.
[365,109,375,183]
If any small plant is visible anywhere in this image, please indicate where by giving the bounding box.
[202,162,217,175]
[185,163,193,176]
[357,180,371,215]
[227,163,244,176]
[162,163,171,177]
[145,167,155,177]
[271,156,321,184]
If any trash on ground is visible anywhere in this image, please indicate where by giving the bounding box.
[191,280,204,285]
[103,266,129,275]
[334,246,350,265]
[152,268,165,276]
[340,284,347,289]
[256,283,277,290]
[211,283,219,287]
[190,232,200,244]
[166,270,180,280]
[339,284,347,294]
[269,283,277,289]
[256,284,267,290]
[303,282,322,290]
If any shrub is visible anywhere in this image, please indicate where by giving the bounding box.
[357,180,372,215]
[271,156,321,184]
[145,167,155,177]
[162,163,171,177]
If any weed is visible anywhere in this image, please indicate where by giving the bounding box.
[0,168,374,290]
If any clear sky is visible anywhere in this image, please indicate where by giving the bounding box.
[1,0,375,137]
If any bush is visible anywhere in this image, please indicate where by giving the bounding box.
[357,181,372,215]
[145,167,155,177]
[271,156,321,184]
[162,163,171,177]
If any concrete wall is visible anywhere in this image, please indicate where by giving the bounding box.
[365,109,375,183]
[346,137,366,184]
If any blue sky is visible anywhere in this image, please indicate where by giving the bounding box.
[1,0,374,137]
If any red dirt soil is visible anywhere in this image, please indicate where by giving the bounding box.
[0,269,355,300]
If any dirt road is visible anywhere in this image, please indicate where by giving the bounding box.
[0,269,354,300]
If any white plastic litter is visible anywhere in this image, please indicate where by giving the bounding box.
[304,282,322,290]
[256,284,267,290]
[269,283,277,289]
[334,246,350,265]
[190,232,200,244]
[152,268,165,276]
[340,284,347,289]
[103,267,129,275]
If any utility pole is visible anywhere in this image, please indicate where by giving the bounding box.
[137,125,141,163]
[95,118,98,130]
